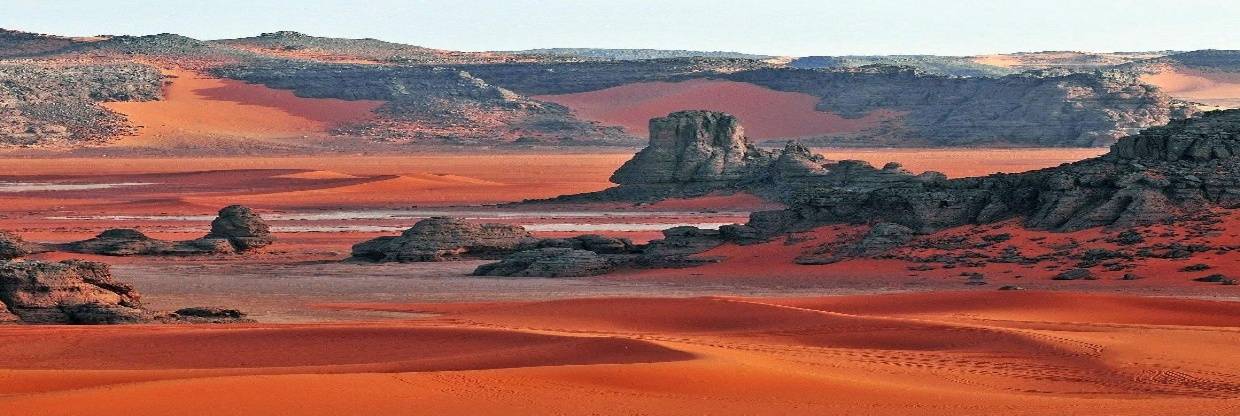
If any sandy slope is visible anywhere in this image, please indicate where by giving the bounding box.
[103,70,383,149]
[535,79,894,140]
[2,293,1238,415]
[1141,66,1240,108]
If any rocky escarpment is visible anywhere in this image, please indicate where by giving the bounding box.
[723,66,1197,147]
[5,205,274,257]
[546,109,1240,269]
[0,62,164,146]
[210,61,631,145]
[0,259,249,324]
[755,109,1240,236]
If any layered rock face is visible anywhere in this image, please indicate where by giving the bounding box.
[352,217,536,262]
[0,259,250,324]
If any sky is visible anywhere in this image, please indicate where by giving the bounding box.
[1,0,1236,56]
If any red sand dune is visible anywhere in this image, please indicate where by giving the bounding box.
[535,79,894,140]
[104,70,383,147]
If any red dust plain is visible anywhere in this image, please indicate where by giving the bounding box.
[3,77,1239,414]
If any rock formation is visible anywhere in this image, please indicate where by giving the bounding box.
[761,109,1240,235]
[3,205,273,257]
[0,231,48,260]
[0,259,250,324]
[205,205,275,250]
[543,111,827,203]
[472,248,614,277]
[351,217,536,262]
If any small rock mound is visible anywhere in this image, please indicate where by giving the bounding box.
[352,217,534,262]
[473,248,613,277]
[205,205,275,251]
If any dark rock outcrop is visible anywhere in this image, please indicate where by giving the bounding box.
[545,109,1240,272]
[351,217,536,262]
[1,62,164,146]
[51,205,272,256]
[205,205,275,250]
[0,260,143,324]
[0,231,48,259]
[472,248,613,277]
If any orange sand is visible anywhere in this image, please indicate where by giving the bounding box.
[1141,66,1240,108]
[103,70,383,148]
[3,293,1238,415]
[535,79,893,140]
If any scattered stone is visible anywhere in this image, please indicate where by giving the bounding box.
[1121,273,1143,280]
[1053,268,1096,281]
[1180,263,1211,272]
[963,272,987,285]
[1194,274,1229,283]
[998,285,1026,291]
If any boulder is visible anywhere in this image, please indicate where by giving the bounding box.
[204,205,274,251]
[473,248,613,277]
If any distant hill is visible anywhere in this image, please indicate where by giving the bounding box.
[789,55,1015,77]
[508,48,774,61]
[213,31,533,64]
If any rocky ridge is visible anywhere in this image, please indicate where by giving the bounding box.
[541,109,1240,273]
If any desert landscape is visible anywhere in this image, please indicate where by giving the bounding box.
[2,4,1240,415]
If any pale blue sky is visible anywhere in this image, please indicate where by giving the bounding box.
[2,0,1236,56]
